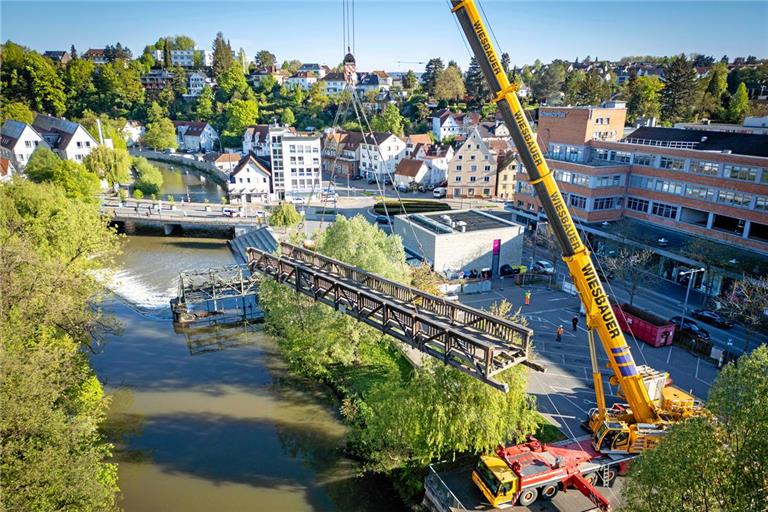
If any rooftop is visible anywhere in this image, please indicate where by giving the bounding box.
[620,127,768,158]
[405,209,521,235]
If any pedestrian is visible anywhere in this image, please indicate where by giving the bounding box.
[572,315,579,331]
[524,290,532,305]
[556,325,565,342]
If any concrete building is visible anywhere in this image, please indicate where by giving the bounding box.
[151,49,214,68]
[270,126,322,198]
[140,69,175,90]
[226,153,272,203]
[392,209,525,276]
[33,114,98,162]
[285,71,318,90]
[446,127,516,199]
[1,120,48,168]
[320,72,347,95]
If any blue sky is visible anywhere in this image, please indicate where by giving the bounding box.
[1,1,766,71]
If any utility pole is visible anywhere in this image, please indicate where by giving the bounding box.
[679,267,705,330]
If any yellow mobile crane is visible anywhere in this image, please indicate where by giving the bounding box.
[448,0,703,456]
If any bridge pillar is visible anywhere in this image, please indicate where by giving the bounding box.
[164,223,181,236]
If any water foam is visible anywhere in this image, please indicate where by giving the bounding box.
[99,269,177,310]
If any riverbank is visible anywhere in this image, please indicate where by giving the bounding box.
[130,149,228,188]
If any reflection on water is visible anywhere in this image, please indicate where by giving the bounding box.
[152,160,225,203]
[94,234,404,511]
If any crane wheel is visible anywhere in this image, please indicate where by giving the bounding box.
[540,484,558,500]
[518,488,538,506]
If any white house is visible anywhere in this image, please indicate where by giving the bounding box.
[173,121,218,152]
[421,144,454,185]
[32,114,98,162]
[121,121,144,147]
[82,49,109,65]
[394,158,428,187]
[285,71,318,90]
[0,120,48,168]
[215,153,242,173]
[359,132,406,180]
[321,72,347,95]
[355,71,393,97]
[185,72,212,97]
[227,153,272,203]
[298,63,329,79]
[242,124,282,156]
[431,109,480,141]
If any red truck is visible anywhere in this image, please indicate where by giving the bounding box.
[612,303,676,348]
[424,435,635,511]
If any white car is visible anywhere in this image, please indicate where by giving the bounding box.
[288,197,305,205]
[532,260,555,274]
[222,208,241,217]
[433,187,447,198]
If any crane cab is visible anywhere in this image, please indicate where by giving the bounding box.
[471,455,517,507]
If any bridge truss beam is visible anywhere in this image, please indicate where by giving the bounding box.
[248,243,538,392]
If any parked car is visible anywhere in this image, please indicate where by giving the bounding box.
[222,208,241,217]
[288,196,305,205]
[321,190,339,202]
[351,175,363,181]
[396,183,410,193]
[433,187,447,198]
[375,214,391,225]
[532,260,555,275]
[691,308,734,329]
[383,176,393,186]
[669,316,711,339]
[500,264,527,276]
[163,148,176,154]
[367,177,377,185]
[417,184,427,193]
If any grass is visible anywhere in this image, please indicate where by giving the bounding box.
[534,414,568,443]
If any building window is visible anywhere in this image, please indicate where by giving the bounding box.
[626,197,649,212]
[717,190,752,208]
[593,197,617,210]
[517,200,524,208]
[456,165,462,171]
[689,160,719,176]
[651,202,678,219]
[685,185,714,202]
[634,154,653,166]
[454,188,461,197]
[595,175,621,188]
[629,175,654,189]
[467,188,475,196]
[483,188,490,195]
[469,176,477,182]
[471,165,477,171]
[455,176,461,182]
[659,156,685,170]
[470,154,476,160]
[554,169,571,183]
[569,194,587,209]
[655,180,683,195]
[572,173,589,187]
[612,151,631,163]
[594,149,610,161]
[724,165,758,182]
[756,196,768,211]
[483,176,490,182]
[484,165,491,171]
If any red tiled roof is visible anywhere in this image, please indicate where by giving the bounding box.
[395,158,425,177]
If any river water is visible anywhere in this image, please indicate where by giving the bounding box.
[93,227,404,511]
[154,160,225,204]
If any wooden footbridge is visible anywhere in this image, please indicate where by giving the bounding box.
[247,243,541,392]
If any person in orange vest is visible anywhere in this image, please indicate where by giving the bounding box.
[556,325,565,342]
[524,290,532,305]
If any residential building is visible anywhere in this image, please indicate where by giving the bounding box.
[32,114,98,162]
[120,121,144,147]
[1,120,48,168]
[394,158,429,187]
[185,72,214,98]
[446,127,515,199]
[248,67,289,87]
[140,69,175,90]
[422,143,455,185]
[320,72,347,95]
[173,121,219,152]
[495,154,519,200]
[298,63,329,78]
[214,153,243,173]
[431,109,481,141]
[286,71,318,90]
[355,71,393,96]
[82,49,109,65]
[322,130,363,178]
[403,133,432,157]
[392,209,525,276]
[0,156,17,183]
[226,152,272,203]
[506,101,768,293]
[152,49,214,68]
[358,132,407,180]
[43,50,71,66]
[269,125,322,198]
[242,124,278,156]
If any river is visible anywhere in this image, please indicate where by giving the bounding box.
[153,160,225,204]
[93,228,405,511]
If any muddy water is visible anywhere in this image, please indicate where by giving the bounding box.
[93,233,404,511]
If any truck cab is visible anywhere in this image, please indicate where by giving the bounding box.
[471,455,517,507]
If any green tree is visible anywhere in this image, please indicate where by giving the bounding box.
[602,249,655,305]
[25,148,100,203]
[133,157,164,196]
[0,179,121,512]
[142,118,177,150]
[281,107,295,126]
[531,62,566,102]
[63,58,96,116]
[625,75,663,123]
[622,346,768,512]
[371,103,404,136]
[254,50,277,69]
[571,69,611,106]
[196,85,215,121]
[0,100,34,124]
[698,62,728,118]
[84,146,132,186]
[727,82,750,123]
[661,55,698,123]
[464,56,489,102]
[563,69,586,105]
[423,58,445,96]
[173,35,196,50]
[224,98,259,134]
[402,69,418,90]
[211,31,234,80]
[146,101,167,124]
[93,60,145,116]
[720,276,768,353]
[171,65,188,96]
[269,202,302,227]
[280,59,302,74]
[78,111,127,150]
[307,81,329,113]
[434,65,465,101]
[25,52,67,116]
[218,61,248,98]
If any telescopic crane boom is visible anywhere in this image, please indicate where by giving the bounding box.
[448,0,702,453]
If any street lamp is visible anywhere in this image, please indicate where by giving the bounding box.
[679,267,706,331]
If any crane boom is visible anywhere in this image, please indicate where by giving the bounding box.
[448,0,657,424]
